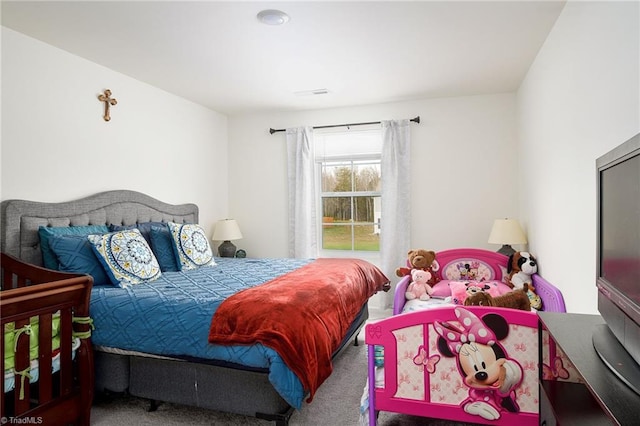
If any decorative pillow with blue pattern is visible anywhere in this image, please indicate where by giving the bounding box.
[88,229,161,287]
[109,221,179,272]
[167,222,216,269]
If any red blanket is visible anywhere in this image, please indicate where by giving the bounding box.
[208,258,389,403]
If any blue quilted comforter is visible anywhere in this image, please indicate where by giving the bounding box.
[90,257,312,408]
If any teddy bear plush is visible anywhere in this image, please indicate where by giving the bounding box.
[464,287,531,311]
[405,269,434,301]
[506,251,542,310]
[396,249,440,286]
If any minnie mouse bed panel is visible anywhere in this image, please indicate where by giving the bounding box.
[1,190,389,425]
[366,306,541,425]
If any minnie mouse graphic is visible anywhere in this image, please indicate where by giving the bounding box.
[434,307,523,421]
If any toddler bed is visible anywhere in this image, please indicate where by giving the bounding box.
[364,248,567,425]
[393,248,565,315]
[1,190,389,426]
[1,252,94,425]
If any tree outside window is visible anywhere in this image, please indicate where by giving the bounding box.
[320,158,381,251]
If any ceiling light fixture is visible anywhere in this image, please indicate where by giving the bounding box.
[257,9,290,26]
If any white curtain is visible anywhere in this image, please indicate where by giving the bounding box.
[380,119,411,308]
[286,127,317,258]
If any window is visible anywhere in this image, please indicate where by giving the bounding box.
[315,128,382,252]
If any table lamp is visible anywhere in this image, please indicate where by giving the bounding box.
[488,218,527,256]
[212,219,243,257]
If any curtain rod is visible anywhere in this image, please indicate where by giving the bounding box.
[269,116,420,134]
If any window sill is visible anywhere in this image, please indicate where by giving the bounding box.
[318,249,381,264]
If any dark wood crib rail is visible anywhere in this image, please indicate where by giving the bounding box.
[1,252,94,426]
[1,252,81,290]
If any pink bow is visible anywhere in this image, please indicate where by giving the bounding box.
[434,307,497,354]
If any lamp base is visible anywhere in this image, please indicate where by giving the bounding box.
[218,240,237,258]
[496,244,516,257]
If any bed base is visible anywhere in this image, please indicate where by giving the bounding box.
[1,252,94,426]
[95,302,369,425]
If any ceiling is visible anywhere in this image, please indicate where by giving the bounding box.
[1,1,566,115]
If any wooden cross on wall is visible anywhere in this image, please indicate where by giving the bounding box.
[98,89,117,121]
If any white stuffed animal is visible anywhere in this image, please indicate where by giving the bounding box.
[506,251,542,310]
[406,269,434,301]
[506,251,537,289]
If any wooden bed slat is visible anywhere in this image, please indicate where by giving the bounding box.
[60,308,73,395]
[38,313,54,404]
[13,317,31,414]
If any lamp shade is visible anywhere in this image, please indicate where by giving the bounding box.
[488,218,527,245]
[212,219,243,241]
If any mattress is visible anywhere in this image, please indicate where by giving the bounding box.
[402,279,515,313]
[90,257,312,407]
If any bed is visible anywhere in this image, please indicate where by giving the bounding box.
[364,248,569,425]
[1,189,389,426]
[1,252,94,425]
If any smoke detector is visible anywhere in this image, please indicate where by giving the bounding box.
[257,9,290,26]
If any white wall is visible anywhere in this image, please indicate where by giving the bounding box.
[517,1,640,313]
[5,1,636,315]
[228,93,521,273]
[1,28,229,236]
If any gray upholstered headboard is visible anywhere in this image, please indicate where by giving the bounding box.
[0,190,199,266]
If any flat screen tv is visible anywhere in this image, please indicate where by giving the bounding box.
[594,132,640,396]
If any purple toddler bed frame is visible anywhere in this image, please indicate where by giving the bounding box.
[393,248,566,315]
[367,248,567,425]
